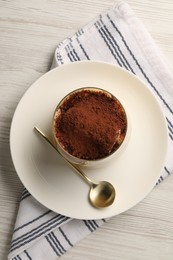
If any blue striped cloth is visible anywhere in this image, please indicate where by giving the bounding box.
[8,2,173,259]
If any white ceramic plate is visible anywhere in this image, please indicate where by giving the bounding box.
[10,61,168,220]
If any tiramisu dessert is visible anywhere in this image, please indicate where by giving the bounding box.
[53,88,127,161]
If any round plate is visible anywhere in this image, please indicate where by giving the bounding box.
[10,61,168,220]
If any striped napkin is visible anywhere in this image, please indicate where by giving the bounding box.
[9,2,173,259]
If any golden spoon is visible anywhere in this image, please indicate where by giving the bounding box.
[34,127,116,208]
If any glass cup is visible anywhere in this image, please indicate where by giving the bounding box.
[52,87,130,167]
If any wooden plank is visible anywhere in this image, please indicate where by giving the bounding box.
[0,0,173,259]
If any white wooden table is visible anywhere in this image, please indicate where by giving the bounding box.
[0,1,173,259]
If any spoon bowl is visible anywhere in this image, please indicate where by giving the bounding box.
[34,127,116,208]
[89,181,116,208]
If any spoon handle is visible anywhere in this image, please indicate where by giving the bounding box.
[34,127,93,186]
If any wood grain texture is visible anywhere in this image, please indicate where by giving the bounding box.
[0,0,173,259]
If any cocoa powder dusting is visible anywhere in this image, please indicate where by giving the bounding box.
[55,89,127,160]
